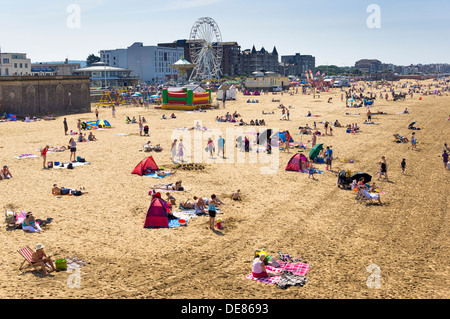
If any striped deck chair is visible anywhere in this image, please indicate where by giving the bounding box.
[18,246,39,272]
[17,246,52,272]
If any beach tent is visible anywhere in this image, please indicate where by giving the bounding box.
[86,121,98,130]
[143,197,170,228]
[132,156,159,176]
[309,144,323,160]
[350,172,372,184]
[272,131,294,143]
[97,120,111,128]
[217,84,237,101]
[286,153,309,172]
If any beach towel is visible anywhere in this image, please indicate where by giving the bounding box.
[144,172,173,179]
[277,272,309,289]
[168,218,188,228]
[54,162,91,169]
[245,261,310,285]
[65,257,90,271]
[14,154,39,159]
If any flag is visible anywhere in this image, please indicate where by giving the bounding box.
[322,73,326,77]
[305,70,310,82]
[316,71,320,76]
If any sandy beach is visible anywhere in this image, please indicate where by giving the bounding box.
[1,80,449,299]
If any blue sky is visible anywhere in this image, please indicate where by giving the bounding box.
[1,0,449,66]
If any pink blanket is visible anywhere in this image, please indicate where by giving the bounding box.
[245,261,310,284]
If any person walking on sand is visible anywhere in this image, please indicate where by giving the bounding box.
[442,150,449,170]
[177,138,186,163]
[312,133,317,147]
[139,119,143,136]
[325,146,333,171]
[207,138,215,158]
[218,135,225,158]
[208,194,219,230]
[377,156,389,181]
[112,106,116,118]
[401,158,406,175]
[284,131,291,153]
[171,139,178,162]
[41,145,49,169]
[69,138,77,162]
[63,118,68,135]
[410,132,417,150]
[95,108,99,120]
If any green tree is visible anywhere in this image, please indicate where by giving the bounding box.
[86,54,101,67]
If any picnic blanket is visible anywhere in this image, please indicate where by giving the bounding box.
[53,162,91,169]
[14,154,39,159]
[245,261,310,285]
[65,257,90,271]
[168,218,188,228]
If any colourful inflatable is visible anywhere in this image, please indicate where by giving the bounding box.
[161,88,212,110]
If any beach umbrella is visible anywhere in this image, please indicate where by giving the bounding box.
[309,143,323,160]
[350,172,372,183]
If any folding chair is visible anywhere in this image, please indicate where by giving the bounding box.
[358,189,381,205]
[17,246,52,272]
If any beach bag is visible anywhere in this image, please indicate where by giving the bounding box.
[67,163,74,169]
[71,190,82,196]
[47,162,53,169]
[55,259,67,270]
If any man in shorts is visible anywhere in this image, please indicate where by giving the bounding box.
[325,146,333,171]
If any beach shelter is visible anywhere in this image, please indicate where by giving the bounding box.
[350,172,372,183]
[309,144,323,160]
[286,153,309,172]
[272,131,294,143]
[143,197,170,228]
[86,121,98,130]
[96,120,111,128]
[132,156,159,176]
[7,114,17,121]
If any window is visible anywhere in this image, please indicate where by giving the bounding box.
[25,63,28,68]
[3,58,9,64]
[14,63,17,68]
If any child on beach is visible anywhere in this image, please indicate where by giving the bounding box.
[308,164,316,179]
[401,159,406,174]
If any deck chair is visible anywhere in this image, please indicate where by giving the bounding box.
[17,246,52,272]
[358,189,381,205]
[4,207,17,228]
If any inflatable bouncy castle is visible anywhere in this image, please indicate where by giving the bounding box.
[161,88,212,110]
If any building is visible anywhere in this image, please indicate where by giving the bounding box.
[281,53,316,76]
[100,42,185,83]
[240,46,279,76]
[0,53,31,76]
[220,42,241,77]
[355,59,382,73]
[72,62,139,87]
[244,71,290,92]
[0,75,91,117]
[31,59,81,76]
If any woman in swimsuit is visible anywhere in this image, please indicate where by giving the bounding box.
[69,138,77,162]
[31,243,57,276]
[208,194,219,230]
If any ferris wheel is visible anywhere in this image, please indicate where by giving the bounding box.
[188,17,223,81]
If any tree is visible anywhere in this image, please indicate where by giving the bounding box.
[86,54,101,67]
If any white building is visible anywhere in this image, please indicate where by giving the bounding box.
[100,42,184,83]
[72,62,139,87]
[0,53,31,76]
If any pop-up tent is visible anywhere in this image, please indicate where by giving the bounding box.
[132,156,159,176]
[86,121,98,130]
[286,153,309,172]
[272,131,294,143]
[143,197,170,228]
[97,120,111,128]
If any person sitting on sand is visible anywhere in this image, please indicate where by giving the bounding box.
[334,119,342,127]
[250,119,255,125]
[22,212,43,233]
[1,165,13,179]
[31,243,57,276]
[88,132,97,141]
[194,196,207,215]
[252,252,283,278]
[166,192,176,206]
[232,189,241,201]
[171,113,176,119]
[143,141,153,152]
